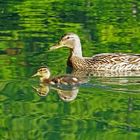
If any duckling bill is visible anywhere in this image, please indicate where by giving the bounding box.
[50,33,140,71]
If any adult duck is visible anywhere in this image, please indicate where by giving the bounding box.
[50,33,140,71]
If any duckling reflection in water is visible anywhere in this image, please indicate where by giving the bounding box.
[33,83,79,102]
[32,83,50,97]
[32,67,82,88]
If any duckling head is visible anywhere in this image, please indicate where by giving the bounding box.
[32,67,51,82]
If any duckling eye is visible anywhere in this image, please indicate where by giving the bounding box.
[66,36,70,39]
[42,68,47,72]
[39,69,43,72]
[39,68,46,72]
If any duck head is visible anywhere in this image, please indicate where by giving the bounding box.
[50,33,82,57]
[32,67,51,82]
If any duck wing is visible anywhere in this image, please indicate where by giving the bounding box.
[85,53,140,71]
[92,53,140,63]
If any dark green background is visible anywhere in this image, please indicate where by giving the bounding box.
[0,0,140,140]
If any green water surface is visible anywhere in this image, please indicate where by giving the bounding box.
[0,0,140,140]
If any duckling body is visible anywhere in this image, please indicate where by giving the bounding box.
[32,67,80,87]
[50,33,140,71]
[49,75,79,86]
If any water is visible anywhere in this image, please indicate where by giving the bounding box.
[0,0,140,139]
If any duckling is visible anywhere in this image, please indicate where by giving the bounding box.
[32,67,80,87]
[50,33,140,71]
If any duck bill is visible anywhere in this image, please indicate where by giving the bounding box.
[32,72,39,77]
[50,43,63,50]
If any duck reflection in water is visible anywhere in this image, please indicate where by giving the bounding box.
[32,67,82,102]
[71,69,140,78]
[33,83,79,102]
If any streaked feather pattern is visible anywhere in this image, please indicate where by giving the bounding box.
[69,53,140,71]
[50,33,140,71]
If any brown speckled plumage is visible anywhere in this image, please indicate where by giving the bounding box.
[68,54,140,71]
[50,33,140,71]
[50,75,79,85]
[32,67,80,86]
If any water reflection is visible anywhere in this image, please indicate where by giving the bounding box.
[32,67,140,102]
[1,0,140,138]
[32,83,50,97]
[33,83,79,102]
[72,69,140,78]
[71,69,140,94]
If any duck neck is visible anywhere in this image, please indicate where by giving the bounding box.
[70,41,83,58]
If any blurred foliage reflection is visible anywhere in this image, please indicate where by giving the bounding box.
[0,0,140,140]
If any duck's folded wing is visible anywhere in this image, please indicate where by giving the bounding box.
[91,53,140,64]
[83,53,140,71]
